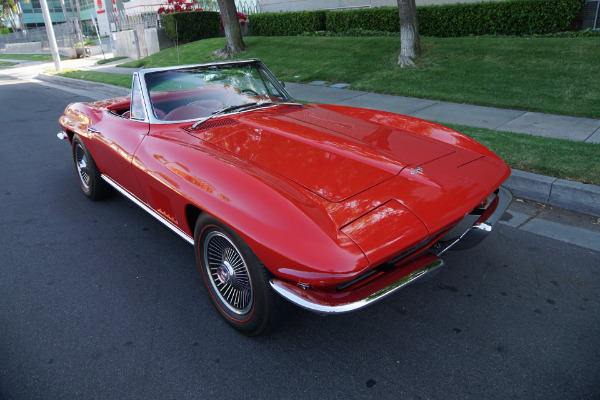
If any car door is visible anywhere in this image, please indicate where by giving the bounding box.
[88,75,149,200]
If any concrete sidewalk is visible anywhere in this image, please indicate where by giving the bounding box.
[2,55,599,216]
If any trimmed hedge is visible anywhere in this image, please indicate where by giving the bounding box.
[326,8,399,33]
[162,11,220,43]
[248,10,326,36]
[250,0,587,37]
[417,0,587,37]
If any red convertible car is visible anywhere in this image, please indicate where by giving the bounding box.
[58,59,512,335]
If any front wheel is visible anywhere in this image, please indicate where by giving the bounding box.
[71,134,111,200]
[194,215,285,336]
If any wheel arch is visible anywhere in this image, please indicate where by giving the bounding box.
[185,204,204,237]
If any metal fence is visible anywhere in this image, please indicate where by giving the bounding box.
[111,0,259,33]
[0,22,78,51]
[191,0,260,16]
[113,8,162,32]
[582,0,600,29]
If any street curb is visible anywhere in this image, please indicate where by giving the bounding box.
[38,72,131,98]
[504,170,600,217]
[39,74,600,218]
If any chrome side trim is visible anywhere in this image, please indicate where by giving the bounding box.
[270,258,444,314]
[101,175,194,246]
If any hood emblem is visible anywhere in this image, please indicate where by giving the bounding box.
[409,167,423,175]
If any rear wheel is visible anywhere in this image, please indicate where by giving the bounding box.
[194,214,285,336]
[72,134,111,200]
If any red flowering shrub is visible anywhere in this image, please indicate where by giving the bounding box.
[157,0,202,14]
[238,12,247,25]
[219,12,247,30]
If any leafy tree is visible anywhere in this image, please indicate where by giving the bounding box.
[0,0,19,36]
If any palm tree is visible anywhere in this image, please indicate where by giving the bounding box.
[15,0,27,34]
[0,0,20,36]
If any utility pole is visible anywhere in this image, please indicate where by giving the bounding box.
[39,0,62,72]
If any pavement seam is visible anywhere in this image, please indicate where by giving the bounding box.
[547,183,555,207]
[340,92,373,101]
[516,203,546,230]
[493,111,528,131]
[405,99,442,114]
[584,126,600,143]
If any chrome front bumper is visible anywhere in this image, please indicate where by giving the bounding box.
[434,186,513,254]
[270,186,513,314]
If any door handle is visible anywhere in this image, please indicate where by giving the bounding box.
[87,127,101,138]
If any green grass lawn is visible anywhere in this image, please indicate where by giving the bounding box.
[0,54,59,61]
[444,123,600,186]
[0,61,18,66]
[53,35,600,185]
[52,65,600,185]
[119,36,600,119]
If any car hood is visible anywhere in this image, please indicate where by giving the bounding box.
[188,105,459,202]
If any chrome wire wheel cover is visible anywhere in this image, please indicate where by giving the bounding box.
[203,231,253,315]
[74,144,91,191]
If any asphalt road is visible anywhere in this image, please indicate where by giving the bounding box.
[1,75,599,400]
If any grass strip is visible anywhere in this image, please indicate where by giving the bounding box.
[119,36,600,119]
[445,123,600,186]
[0,54,59,61]
[97,56,127,65]
[55,70,133,88]
[0,61,18,66]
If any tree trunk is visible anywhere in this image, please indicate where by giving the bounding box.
[7,11,19,37]
[397,0,421,67]
[213,0,246,58]
[16,0,26,34]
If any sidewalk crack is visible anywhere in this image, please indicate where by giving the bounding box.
[516,203,546,229]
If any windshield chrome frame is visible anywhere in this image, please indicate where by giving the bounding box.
[136,59,295,125]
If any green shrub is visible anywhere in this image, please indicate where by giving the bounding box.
[248,10,326,36]
[250,0,586,37]
[417,0,587,37]
[301,28,400,37]
[162,11,220,43]
[326,7,399,33]
[0,27,12,35]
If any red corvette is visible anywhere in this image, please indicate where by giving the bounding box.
[58,59,512,335]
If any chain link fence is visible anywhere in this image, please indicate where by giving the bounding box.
[113,8,162,32]
[581,0,600,29]
[0,22,78,52]
[110,0,259,33]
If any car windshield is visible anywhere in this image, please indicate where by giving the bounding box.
[143,62,294,122]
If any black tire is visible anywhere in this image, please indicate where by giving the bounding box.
[194,214,285,336]
[71,134,111,200]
